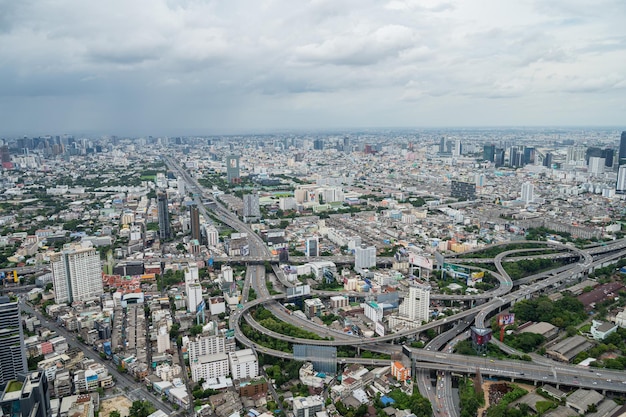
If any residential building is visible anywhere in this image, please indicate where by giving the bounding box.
[243,193,260,223]
[0,297,27,385]
[229,349,258,381]
[293,396,324,417]
[398,282,430,324]
[391,361,410,382]
[190,354,229,382]
[450,180,476,200]
[190,205,200,242]
[354,245,376,270]
[50,245,102,304]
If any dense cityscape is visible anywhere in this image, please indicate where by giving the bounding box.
[0,127,625,417]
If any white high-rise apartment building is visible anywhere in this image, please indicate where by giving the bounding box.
[185,266,203,313]
[188,336,229,364]
[354,245,376,270]
[399,282,431,323]
[520,182,534,204]
[51,245,103,304]
[588,156,605,176]
[618,166,626,194]
[229,349,258,380]
[190,353,229,382]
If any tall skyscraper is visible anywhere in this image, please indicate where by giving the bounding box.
[190,205,201,242]
[157,192,171,240]
[619,131,626,166]
[399,282,431,323]
[588,157,605,176]
[242,193,261,223]
[226,155,241,183]
[0,371,51,417]
[0,297,27,385]
[50,246,103,304]
[520,182,534,203]
[617,165,626,194]
[483,144,495,162]
[313,139,324,150]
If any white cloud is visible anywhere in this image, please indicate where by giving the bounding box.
[0,0,624,135]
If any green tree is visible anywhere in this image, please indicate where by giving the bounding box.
[109,411,121,417]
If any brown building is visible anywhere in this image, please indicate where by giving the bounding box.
[239,378,268,397]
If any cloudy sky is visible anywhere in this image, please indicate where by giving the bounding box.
[0,0,625,136]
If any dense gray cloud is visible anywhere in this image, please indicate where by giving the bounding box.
[0,0,624,136]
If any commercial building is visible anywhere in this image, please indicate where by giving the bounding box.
[157,192,171,240]
[450,180,476,200]
[190,205,201,242]
[226,155,240,184]
[0,297,27,385]
[0,371,52,417]
[242,193,260,223]
[50,246,103,304]
[305,237,319,257]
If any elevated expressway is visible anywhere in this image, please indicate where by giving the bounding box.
[166,156,626,399]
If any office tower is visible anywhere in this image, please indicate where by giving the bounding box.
[619,132,626,166]
[354,245,376,270]
[520,182,534,203]
[313,139,324,150]
[603,148,614,168]
[226,154,240,183]
[157,192,171,240]
[616,166,626,194]
[494,148,505,167]
[438,137,445,154]
[450,180,476,200]
[509,147,523,167]
[305,237,319,257]
[190,205,200,242]
[483,144,495,162]
[0,146,12,169]
[0,371,51,417]
[0,298,27,385]
[523,147,535,165]
[452,139,462,157]
[242,193,261,223]
[543,152,553,168]
[343,136,351,153]
[588,157,605,176]
[399,282,431,323]
[50,246,103,304]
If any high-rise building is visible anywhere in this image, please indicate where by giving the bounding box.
[617,165,626,194]
[438,137,445,154]
[50,246,103,304]
[0,298,27,385]
[185,266,203,314]
[618,131,626,166]
[226,155,241,184]
[523,147,535,165]
[190,205,200,242]
[157,192,171,240]
[483,144,495,162]
[0,371,51,417]
[588,157,605,176]
[242,193,261,223]
[313,139,324,150]
[229,349,258,380]
[543,152,553,168]
[494,148,505,167]
[305,237,319,257]
[603,148,614,168]
[520,182,534,204]
[399,282,431,323]
[450,180,476,200]
[354,245,376,270]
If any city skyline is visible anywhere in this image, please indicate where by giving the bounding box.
[0,1,625,136]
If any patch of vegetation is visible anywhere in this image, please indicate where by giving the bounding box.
[511,295,586,329]
[459,376,484,417]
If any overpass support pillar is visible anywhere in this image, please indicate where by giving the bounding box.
[356,346,361,356]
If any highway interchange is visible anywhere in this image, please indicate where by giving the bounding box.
[165,157,626,416]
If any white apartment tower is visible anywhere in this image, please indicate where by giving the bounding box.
[588,156,605,176]
[184,266,203,313]
[520,182,534,204]
[229,349,258,380]
[618,166,626,194]
[399,282,431,323]
[51,245,103,304]
[354,245,376,270]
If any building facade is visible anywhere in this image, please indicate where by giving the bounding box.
[50,246,103,304]
[0,298,27,385]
